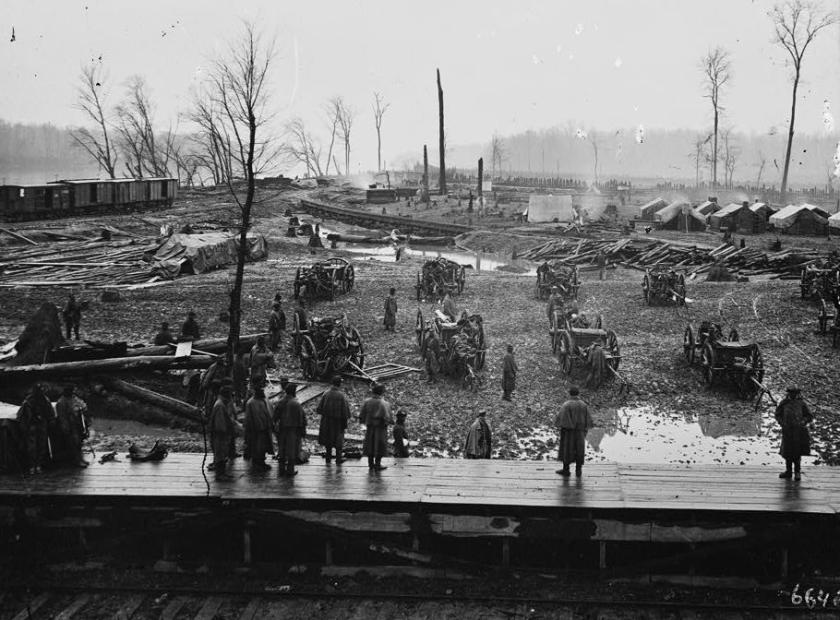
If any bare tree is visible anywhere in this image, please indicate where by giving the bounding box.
[721,129,740,188]
[284,117,323,176]
[755,150,768,187]
[770,0,838,201]
[199,22,281,365]
[587,130,601,185]
[437,68,447,195]
[372,92,390,171]
[490,133,505,180]
[700,47,732,188]
[188,92,234,185]
[115,76,173,177]
[333,98,354,176]
[690,134,712,187]
[70,63,118,178]
[324,97,343,175]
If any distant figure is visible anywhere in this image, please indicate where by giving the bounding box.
[502,344,517,402]
[54,385,90,468]
[360,383,393,471]
[209,383,237,477]
[644,226,652,235]
[442,291,458,321]
[547,288,563,321]
[464,410,492,459]
[317,375,352,464]
[249,336,273,392]
[771,237,782,252]
[244,387,274,471]
[393,410,410,458]
[269,302,286,352]
[740,238,746,249]
[180,311,201,341]
[395,246,403,261]
[596,250,606,281]
[423,329,441,383]
[62,293,82,340]
[276,383,306,477]
[775,386,813,481]
[153,322,174,346]
[383,288,398,332]
[555,386,594,478]
[17,384,54,474]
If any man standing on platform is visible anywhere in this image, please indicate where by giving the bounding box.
[54,385,91,468]
[464,410,492,459]
[775,386,813,481]
[180,311,201,341]
[555,386,594,478]
[276,383,306,477]
[269,302,286,352]
[153,322,174,345]
[393,410,410,458]
[360,383,393,471]
[244,387,273,471]
[383,288,398,332]
[209,383,237,477]
[17,384,55,474]
[317,375,352,464]
[502,344,517,401]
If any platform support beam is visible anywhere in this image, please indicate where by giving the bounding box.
[781,546,789,579]
[243,520,253,565]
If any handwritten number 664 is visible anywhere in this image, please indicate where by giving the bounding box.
[790,584,839,608]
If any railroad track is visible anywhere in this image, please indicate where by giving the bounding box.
[298,198,473,237]
[0,579,830,619]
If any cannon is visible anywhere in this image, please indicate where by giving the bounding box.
[642,268,686,306]
[535,261,579,300]
[549,309,623,390]
[415,257,466,301]
[415,309,486,391]
[294,257,355,302]
[292,313,364,380]
[817,293,840,348]
[800,264,840,302]
[683,321,764,399]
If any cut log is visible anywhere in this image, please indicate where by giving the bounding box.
[123,333,269,357]
[102,378,202,422]
[0,226,38,245]
[0,354,215,379]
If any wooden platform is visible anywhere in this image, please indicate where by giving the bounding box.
[1,455,838,516]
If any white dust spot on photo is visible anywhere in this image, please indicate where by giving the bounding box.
[635,125,645,144]
[823,99,835,134]
[614,57,623,68]
[568,53,575,61]
[575,128,588,140]
[833,142,840,178]
[574,24,584,35]
[768,125,778,136]
[532,54,543,65]
[556,44,563,53]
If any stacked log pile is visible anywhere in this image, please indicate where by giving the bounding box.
[519,237,824,277]
[0,236,160,288]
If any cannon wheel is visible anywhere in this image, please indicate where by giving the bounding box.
[740,344,764,398]
[457,265,466,294]
[474,321,486,370]
[415,309,426,349]
[557,331,573,374]
[700,342,716,387]
[605,329,620,370]
[299,335,318,380]
[349,326,365,370]
[683,325,696,364]
[818,297,829,334]
[293,267,302,299]
[345,264,355,292]
[728,328,739,342]
[643,274,651,305]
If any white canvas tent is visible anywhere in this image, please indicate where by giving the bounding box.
[829,211,840,231]
[523,194,575,223]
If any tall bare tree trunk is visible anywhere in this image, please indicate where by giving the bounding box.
[780,72,799,203]
[712,109,718,187]
[437,68,446,195]
[477,157,483,199]
[422,144,430,204]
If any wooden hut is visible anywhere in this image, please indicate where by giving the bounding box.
[769,205,829,235]
[638,197,668,220]
[654,200,706,231]
[694,197,720,222]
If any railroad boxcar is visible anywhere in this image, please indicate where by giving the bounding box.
[0,183,71,220]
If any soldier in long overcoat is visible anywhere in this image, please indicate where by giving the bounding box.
[775,386,813,481]
[359,383,393,471]
[244,387,274,471]
[555,386,594,477]
[317,375,352,463]
[275,383,306,477]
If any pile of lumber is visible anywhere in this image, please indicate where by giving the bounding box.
[0,236,160,288]
[519,237,825,277]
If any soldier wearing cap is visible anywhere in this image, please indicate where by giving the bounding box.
[209,381,237,476]
[774,386,813,481]
[555,385,594,477]
[359,383,393,471]
[464,410,491,459]
[317,375,352,464]
[393,410,410,458]
[269,301,286,352]
[153,322,174,346]
[275,383,306,477]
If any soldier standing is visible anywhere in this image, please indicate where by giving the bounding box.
[502,344,517,401]
[209,383,237,477]
[269,302,286,352]
[464,410,492,459]
[393,410,410,458]
[316,375,352,464]
[775,386,813,481]
[54,385,91,468]
[555,386,594,477]
[244,387,274,471]
[360,383,393,471]
[180,311,201,341]
[62,293,82,340]
[383,288,398,332]
[422,329,441,383]
[276,383,306,477]
[17,384,55,474]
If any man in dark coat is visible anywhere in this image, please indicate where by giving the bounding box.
[359,383,393,471]
[249,336,273,392]
[199,356,229,417]
[775,386,813,481]
[268,302,286,352]
[62,293,82,340]
[383,288,398,332]
[180,311,201,341]
[208,384,237,477]
[464,410,491,459]
[54,385,91,467]
[153,322,174,346]
[393,410,410,458]
[17,384,55,474]
[244,387,273,471]
[502,344,517,401]
[293,300,309,355]
[422,330,441,383]
[555,386,594,477]
[317,375,352,464]
[276,383,306,477]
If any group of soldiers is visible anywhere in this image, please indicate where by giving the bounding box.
[3,384,91,474]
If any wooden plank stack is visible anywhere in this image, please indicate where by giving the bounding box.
[519,237,825,277]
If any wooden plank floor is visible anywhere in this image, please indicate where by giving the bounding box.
[1,455,838,515]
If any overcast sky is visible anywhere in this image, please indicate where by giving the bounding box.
[2,0,838,170]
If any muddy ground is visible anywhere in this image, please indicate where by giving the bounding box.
[1,185,839,466]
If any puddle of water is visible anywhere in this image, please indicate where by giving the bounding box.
[516,405,814,466]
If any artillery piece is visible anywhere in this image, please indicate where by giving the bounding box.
[415,309,486,391]
[683,321,765,399]
[642,268,687,306]
[294,257,355,303]
[535,261,579,300]
[415,257,466,301]
[292,313,364,380]
[549,308,624,390]
[800,263,840,302]
[816,292,840,348]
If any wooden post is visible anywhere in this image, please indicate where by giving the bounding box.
[437,69,447,196]
[477,158,483,200]
[243,520,253,565]
[422,145,430,204]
